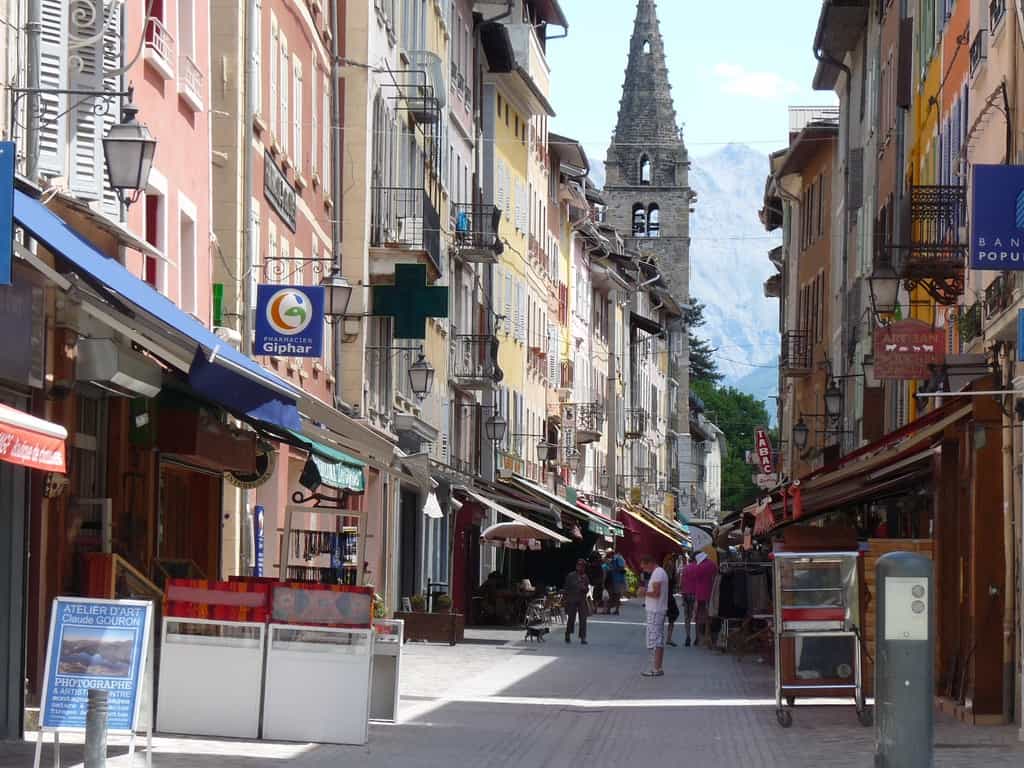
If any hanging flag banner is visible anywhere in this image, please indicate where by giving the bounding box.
[253,505,265,577]
[0,141,14,286]
[254,284,324,357]
[873,319,945,380]
[753,426,774,475]
[972,164,1024,270]
[39,597,153,733]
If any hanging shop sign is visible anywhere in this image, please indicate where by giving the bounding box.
[255,284,324,357]
[753,426,774,475]
[264,151,297,232]
[225,445,277,489]
[560,403,577,463]
[873,320,945,380]
[253,505,265,577]
[0,403,66,472]
[0,142,14,286]
[371,263,448,339]
[39,597,153,732]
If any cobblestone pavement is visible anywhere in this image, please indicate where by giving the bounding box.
[3,602,1023,766]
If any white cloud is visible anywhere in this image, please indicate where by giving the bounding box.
[713,62,801,101]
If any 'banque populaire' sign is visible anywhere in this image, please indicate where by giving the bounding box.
[972,164,1024,270]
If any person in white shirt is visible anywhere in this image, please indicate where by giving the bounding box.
[638,553,668,677]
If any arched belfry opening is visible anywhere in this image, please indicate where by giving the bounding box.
[642,39,651,55]
[647,205,660,237]
[639,155,651,185]
[632,203,647,237]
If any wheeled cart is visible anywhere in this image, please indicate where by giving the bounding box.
[772,551,871,728]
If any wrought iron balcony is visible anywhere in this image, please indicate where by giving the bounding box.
[902,185,966,302]
[780,330,812,377]
[575,402,605,444]
[984,273,1018,322]
[452,203,502,263]
[624,408,648,439]
[449,334,501,389]
[370,186,442,273]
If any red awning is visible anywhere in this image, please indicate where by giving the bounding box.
[0,404,67,472]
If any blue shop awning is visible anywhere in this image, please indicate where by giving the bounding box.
[13,189,302,432]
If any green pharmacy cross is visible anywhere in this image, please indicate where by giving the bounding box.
[371,263,448,339]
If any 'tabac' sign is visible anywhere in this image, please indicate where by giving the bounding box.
[254,284,324,357]
[972,164,1024,270]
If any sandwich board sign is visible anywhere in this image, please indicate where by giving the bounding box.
[34,597,155,768]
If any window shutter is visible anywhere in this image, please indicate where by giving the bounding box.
[279,34,289,154]
[267,222,277,283]
[100,2,122,217]
[269,16,278,139]
[547,323,559,385]
[253,0,263,115]
[847,147,864,212]
[293,58,302,173]
[504,272,513,330]
[310,65,317,177]
[68,3,106,200]
[322,76,330,183]
[37,0,68,177]
[440,399,450,465]
[897,18,913,109]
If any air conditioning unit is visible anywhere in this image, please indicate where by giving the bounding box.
[75,338,162,398]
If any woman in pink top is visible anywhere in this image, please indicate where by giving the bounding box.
[689,552,718,649]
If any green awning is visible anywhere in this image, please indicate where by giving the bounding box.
[286,429,365,493]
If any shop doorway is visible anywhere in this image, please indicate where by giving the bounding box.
[398,489,420,602]
[462,522,480,622]
[158,461,223,583]
[0,441,27,739]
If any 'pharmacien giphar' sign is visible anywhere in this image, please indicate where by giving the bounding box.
[972,164,1024,270]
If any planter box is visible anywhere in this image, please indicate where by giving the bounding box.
[393,611,464,645]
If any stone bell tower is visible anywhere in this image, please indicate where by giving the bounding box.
[604,0,692,304]
[604,0,696,517]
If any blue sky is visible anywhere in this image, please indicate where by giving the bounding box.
[546,0,837,164]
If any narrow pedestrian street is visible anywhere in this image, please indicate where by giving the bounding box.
[6,601,1023,767]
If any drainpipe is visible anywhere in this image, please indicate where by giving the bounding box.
[239,0,257,574]
[813,38,853,454]
[24,0,40,181]
[329,0,344,406]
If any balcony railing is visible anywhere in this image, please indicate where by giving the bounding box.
[575,402,605,444]
[452,203,502,263]
[780,330,812,376]
[905,185,966,278]
[624,408,648,439]
[450,334,500,388]
[991,0,1007,31]
[144,17,175,76]
[788,105,839,134]
[984,272,1018,322]
[179,54,204,109]
[970,30,987,76]
[371,186,442,272]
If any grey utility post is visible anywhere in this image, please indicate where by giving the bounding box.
[874,552,934,768]
[84,688,109,768]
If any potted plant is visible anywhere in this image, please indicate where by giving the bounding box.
[409,594,426,612]
[395,592,464,645]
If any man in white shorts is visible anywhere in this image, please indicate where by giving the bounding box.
[639,553,668,677]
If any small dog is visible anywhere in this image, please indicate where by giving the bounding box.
[524,625,550,643]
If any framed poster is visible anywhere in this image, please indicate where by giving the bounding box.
[39,597,153,733]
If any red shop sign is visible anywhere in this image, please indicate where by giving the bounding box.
[0,403,66,472]
[754,427,774,475]
[873,320,945,381]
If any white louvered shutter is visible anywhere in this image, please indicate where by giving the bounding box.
[68,4,105,200]
[293,58,302,173]
[100,2,123,217]
[269,16,278,140]
[547,324,559,384]
[248,198,261,331]
[440,399,450,465]
[503,271,513,331]
[253,0,263,115]
[322,76,330,181]
[516,281,526,343]
[310,64,318,178]
[279,33,289,155]
[37,0,68,178]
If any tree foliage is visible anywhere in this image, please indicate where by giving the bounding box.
[692,379,771,513]
[683,298,722,385]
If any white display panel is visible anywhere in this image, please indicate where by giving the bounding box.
[157,619,265,739]
[883,577,929,641]
[262,624,374,745]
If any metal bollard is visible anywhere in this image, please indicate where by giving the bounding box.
[874,552,934,768]
[84,688,108,768]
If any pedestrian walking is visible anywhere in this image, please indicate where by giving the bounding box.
[638,553,668,676]
[679,553,697,647]
[607,551,626,615]
[563,558,590,644]
[663,553,680,647]
[586,553,605,613]
[691,551,718,649]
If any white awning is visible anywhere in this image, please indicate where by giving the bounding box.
[463,489,570,544]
